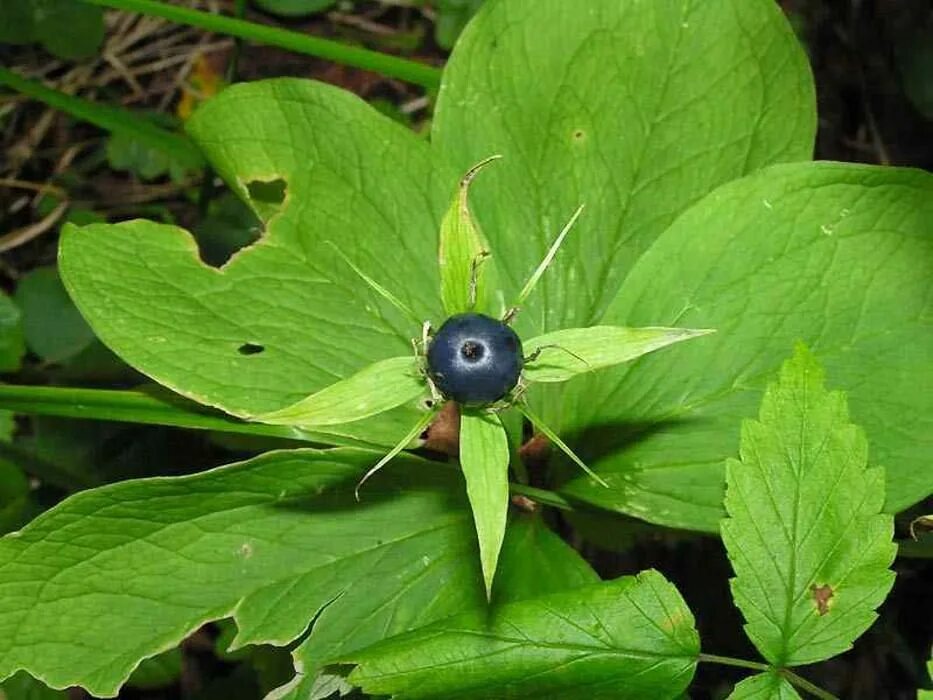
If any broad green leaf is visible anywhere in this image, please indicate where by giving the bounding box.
[459,409,509,598]
[0,293,24,373]
[13,267,95,364]
[255,356,425,428]
[0,671,66,700]
[438,156,499,317]
[0,1,36,45]
[728,672,801,700]
[34,0,104,60]
[343,569,699,700]
[0,0,103,60]
[276,512,598,700]
[106,112,196,184]
[523,326,714,383]
[434,0,484,50]
[721,346,896,666]
[435,0,815,334]
[561,163,933,530]
[60,79,448,448]
[0,448,595,697]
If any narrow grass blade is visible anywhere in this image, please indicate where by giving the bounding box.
[355,407,440,500]
[327,242,423,327]
[517,402,608,488]
[512,204,584,310]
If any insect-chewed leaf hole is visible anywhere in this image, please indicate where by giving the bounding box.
[246,178,286,206]
[238,343,265,356]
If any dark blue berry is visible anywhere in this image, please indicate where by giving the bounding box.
[426,313,523,406]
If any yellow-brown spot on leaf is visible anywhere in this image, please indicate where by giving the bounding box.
[811,583,834,616]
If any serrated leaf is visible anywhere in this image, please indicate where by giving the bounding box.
[459,409,509,598]
[728,672,801,700]
[0,449,596,697]
[438,156,499,317]
[254,356,425,427]
[435,0,815,334]
[343,569,699,700]
[561,163,933,530]
[523,326,713,383]
[60,79,450,448]
[721,345,896,666]
[0,292,24,373]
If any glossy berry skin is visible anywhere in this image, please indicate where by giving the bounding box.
[426,313,523,406]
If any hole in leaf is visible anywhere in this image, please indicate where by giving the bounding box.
[238,343,265,356]
[193,191,263,268]
[247,178,286,206]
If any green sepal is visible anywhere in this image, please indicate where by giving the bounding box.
[438,156,501,317]
[523,325,714,383]
[254,356,425,427]
[459,408,510,600]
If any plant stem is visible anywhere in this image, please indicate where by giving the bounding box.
[0,67,202,168]
[509,483,574,511]
[780,669,840,700]
[696,653,769,673]
[0,384,382,448]
[82,0,443,89]
[698,654,839,700]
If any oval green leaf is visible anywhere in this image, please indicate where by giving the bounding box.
[343,570,699,700]
[560,163,933,530]
[435,0,815,334]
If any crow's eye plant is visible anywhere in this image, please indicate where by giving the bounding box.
[0,0,931,699]
[252,154,711,595]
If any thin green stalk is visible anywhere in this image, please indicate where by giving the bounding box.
[82,0,443,89]
[698,654,839,700]
[0,384,380,448]
[696,653,769,673]
[0,67,203,169]
[509,482,573,511]
[780,669,840,700]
